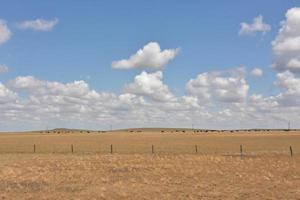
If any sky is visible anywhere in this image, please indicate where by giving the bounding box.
[1,0,300,131]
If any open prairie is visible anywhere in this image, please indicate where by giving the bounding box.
[0,130,300,199]
[0,129,299,155]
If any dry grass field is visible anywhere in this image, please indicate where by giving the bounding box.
[0,129,300,199]
[0,154,299,199]
[0,129,299,155]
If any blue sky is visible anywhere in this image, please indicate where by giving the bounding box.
[1,1,300,130]
[0,0,295,92]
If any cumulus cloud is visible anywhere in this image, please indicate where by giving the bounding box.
[272,7,300,73]
[4,7,300,130]
[2,68,300,130]
[250,68,263,77]
[0,83,17,104]
[186,68,249,103]
[7,76,120,123]
[9,76,103,101]
[0,20,11,45]
[274,71,300,106]
[239,15,271,35]
[248,71,300,111]
[17,18,59,31]
[112,42,179,69]
[124,71,175,102]
[1,75,163,130]
[0,65,9,73]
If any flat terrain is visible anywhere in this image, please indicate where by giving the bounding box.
[0,154,299,199]
[0,130,299,199]
[0,130,299,155]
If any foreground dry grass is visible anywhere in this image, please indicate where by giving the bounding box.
[0,132,299,199]
[0,154,299,199]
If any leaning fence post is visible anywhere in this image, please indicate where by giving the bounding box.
[71,144,74,154]
[110,144,113,154]
[152,145,154,154]
[33,144,36,153]
[290,146,293,157]
[240,145,243,158]
[195,145,198,154]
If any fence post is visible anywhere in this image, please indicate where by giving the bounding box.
[71,144,74,154]
[290,146,293,157]
[110,144,113,154]
[240,145,243,158]
[195,145,198,154]
[152,145,154,154]
[33,144,36,153]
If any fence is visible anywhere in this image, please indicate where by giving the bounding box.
[0,144,297,157]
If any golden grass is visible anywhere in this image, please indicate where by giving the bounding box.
[0,154,299,199]
[0,130,299,155]
[0,130,299,199]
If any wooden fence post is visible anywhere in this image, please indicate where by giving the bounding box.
[152,145,154,154]
[240,145,243,157]
[110,144,113,154]
[71,144,74,154]
[33,144,36,153]
[290,146,293,157]
[195,145,198,154]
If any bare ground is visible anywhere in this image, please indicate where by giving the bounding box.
[0,154,299,200]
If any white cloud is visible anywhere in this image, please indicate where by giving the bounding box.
[249,94,278,110]
[9,76,100,100]
[181,96,201,109]
[2,68,300,130]
[2,76,152,130]
[0,65,9,73]
[250,68,263,77]
[4,8,300,130]
[286,59,300,70]
[112,42,179,69]
[4,7,300,130]
[124,71,175,102]
[276,71,300,90]
[239,15,271,35]
[272,7,300,73]
[17,18,59,31]
[0,82,17,104]
[0,20,11,45]
[186,68,249,103]
[248,71,300,109]
[274,71,300,106]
